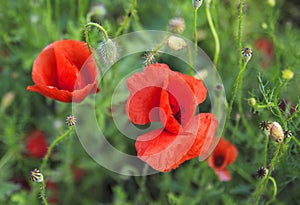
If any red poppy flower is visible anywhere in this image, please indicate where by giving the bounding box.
[25,130,48,158]
[208,137,238,182]
[255,38,274,69]
[126,63,218,172]
[27,40,100,102]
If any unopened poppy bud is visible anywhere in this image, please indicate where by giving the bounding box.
[267,0,276,7]
[192,0,203,9]
[30,169,44,182]
[270,121,284,143]
[169,17,185,34]
[281,69,294,80]
[167,36,187,51]
[242,47,252,62]
[65,115,77,126]
[0,91,15,111]
[247,98,256,107]
[97,39,118,64]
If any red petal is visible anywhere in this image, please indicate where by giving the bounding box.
[208,137,238,171]
[54,40,92,91]
[27,83,98,103]
[159,72,197,133]
[32,43,58,86]
[135,129,196,172]
[176,72,207,104]
[126,63,172,124]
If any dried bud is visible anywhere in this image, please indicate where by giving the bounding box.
[30,169,44,182]
[282,69,294,80]
[192,0,203,9]
[65,115,77,126]
[256,166,268,179]
[242,47,252,62]
[284,130,292,138]
[167,36,187,51]
[169,17,186,33]
[258,120,271,131]
[247,98,256,107]
[270,122,284,143]
[97,39,118,64]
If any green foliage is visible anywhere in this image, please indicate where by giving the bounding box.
[0,0,300,204]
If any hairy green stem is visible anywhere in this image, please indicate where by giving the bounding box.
[40,126,74,171]
[224,61,248,133]
[254,145,281,204]
[85,22,109,42]
[263,132,270,167]
[40,181,48,205]
[194,8,198,47]
[266,176,277,205]
[205,0,220,65]
[115,0,137,37]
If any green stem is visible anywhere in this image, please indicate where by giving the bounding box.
[115,0,137,37]
[266,176,277,205]
[263,132,269,167]
[273,80,287,128]
[46,0,52,35]
[224,61,248,133]
[40,181,48,205]
[254,144,281,204]
[291,135,300,148]
[40,126,74,171]
[205,0,220,65]
[0,150,14,170]
[145,35,170,65]
[194,8,198,47]
[85,22,109,42]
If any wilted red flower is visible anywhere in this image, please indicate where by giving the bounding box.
[126,63,218,172]
[208,137,238,182]
[70,164,85,182]
[25,130,48,158]
[279,98,296,115]
[255,38,274,68]
[27,40,100,102]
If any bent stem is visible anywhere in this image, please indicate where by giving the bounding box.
[40,126,74,171]
[266,176,277,205]
[205,0,220,65]
[115,0,137,37]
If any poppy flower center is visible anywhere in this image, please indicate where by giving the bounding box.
[168,93,181,124]
[214,155,225,167]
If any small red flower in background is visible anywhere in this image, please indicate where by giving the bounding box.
[279,98,296,115]
[255,38,274,69]
[27,40,100,103]
[208,137,238,182]
[25,130,48,158]
[126,63,218,172]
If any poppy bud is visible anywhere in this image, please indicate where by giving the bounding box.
[256,166,268,179]
[169,17,186,33]
[242,47,252,62]
[167,36,187,51]
[267,0,276,7]
[247,98,256,107]
[0,91,15,112]
[97,39,118,64]
[192,0,203,9]
[269,122,284,143]
[281,69,294,80]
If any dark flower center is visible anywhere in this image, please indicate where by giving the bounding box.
[214,155,225,167]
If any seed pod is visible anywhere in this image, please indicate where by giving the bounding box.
[167,36,187,51]
[169,17,185,33]
[30,169,44,182]
[242,47,253,62]
[192,0,203,9]
[269,122,284,143]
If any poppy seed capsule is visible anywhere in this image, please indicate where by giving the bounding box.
[192,0,203,9]
[30,169,44,182]
[242,47,252,62]
[97,39,118,64]
[269,122,284,143]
